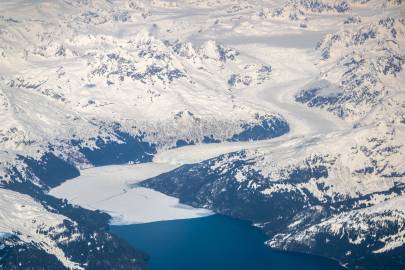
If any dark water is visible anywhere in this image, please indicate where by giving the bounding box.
[111,215,344,270]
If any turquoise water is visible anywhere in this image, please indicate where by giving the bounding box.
[111,214,344,270]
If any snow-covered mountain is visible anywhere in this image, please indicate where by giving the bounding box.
[297,16,405,121]
[0,0,404,269]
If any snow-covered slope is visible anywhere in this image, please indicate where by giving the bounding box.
[296,16,405,121]
[0,188,82,269]
[1,0,404,269]
[0,0,285,158]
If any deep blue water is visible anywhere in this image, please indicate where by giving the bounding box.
[111,215,344,270]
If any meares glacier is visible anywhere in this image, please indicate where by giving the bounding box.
[0,0,404,269]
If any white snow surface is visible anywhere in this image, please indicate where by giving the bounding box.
[0,188,82,269]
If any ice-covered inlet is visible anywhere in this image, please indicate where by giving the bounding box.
[49,163,213,224]
[49,139,286,225]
